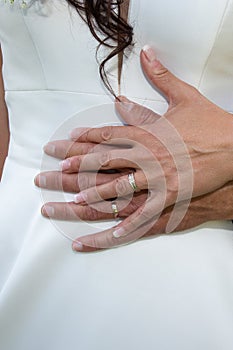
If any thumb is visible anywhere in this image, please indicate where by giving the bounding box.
[141,45,193,105]
[115,96,161,126]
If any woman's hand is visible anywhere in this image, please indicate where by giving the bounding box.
[39,180,233,252]
[82,181,233,252]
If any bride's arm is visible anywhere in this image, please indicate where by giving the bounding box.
[0,45,9,180]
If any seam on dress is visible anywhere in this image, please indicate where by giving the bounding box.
[197,0,231,89]
[5,89,108,95]
[19,7,48,89]
[4,89,167,104]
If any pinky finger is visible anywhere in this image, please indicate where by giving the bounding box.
[72,213,161,252]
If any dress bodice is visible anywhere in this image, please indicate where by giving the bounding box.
[0,0,233,109]
[1,2,233,350]
[0,0,233,172]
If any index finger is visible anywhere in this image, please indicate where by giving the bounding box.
[70,125,137,144]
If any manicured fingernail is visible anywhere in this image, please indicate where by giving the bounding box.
[60,159,71,171]
[42,205,55,217]
[142,45,157,62]
[37,175,46,187]
[113,227,125,238]
[74,193,87,204]
[43,143,56,155]
[72,240,83,251]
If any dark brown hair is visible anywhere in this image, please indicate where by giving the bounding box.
[67,0,134,96]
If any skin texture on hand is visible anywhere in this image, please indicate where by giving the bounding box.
[36,177,233,253]
[35,46,233,252]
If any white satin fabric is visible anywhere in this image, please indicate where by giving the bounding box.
[0,0,233,349]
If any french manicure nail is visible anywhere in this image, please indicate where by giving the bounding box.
[72,240,83,251]
[37,175,46,187]
[113,227,125,238]
[43,143,56,155]
[60,159,71,171]
[42,205,55,217]
[142,45,157,62]
[74,193,87,204]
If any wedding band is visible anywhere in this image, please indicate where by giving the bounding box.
[128,172,138,192]
[111,202,119,219]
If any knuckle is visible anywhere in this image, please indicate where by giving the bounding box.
[183,85,201,103]
[138,204,154,221]
[77,174,91,191]
[63,204,74,220]
[188,85,199,95]
[101,126,113,141]
[88,233,113,249]
[83,129,93,142]
[83,206,100,221]
[50,173,62,190]
[130,199,141,212]
[61,174,72,191]
[189,86,200,98]
[140,109,155,124]
[85,143,95,154]
[99,152,110,168]
[152,67,169,81]
[105,233,116,247]
[115,178,130,196]
[88,235,100,249]
[121,200,140,217]
[65,143,75,158]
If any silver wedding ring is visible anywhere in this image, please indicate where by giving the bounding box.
[128,172,138,192]
[111,201,119,219]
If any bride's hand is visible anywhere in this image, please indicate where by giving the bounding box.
[52,47,233,244]
[35,166,233,252]
[39,181,233,252]
[74,181,233,252]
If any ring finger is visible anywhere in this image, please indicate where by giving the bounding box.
[35,170,130,193]
[41,192,148,220]
[74,171,146,204]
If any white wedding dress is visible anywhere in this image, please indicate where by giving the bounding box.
[0,0,233,349]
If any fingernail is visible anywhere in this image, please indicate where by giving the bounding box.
[142,45,157,62]
[74,193,87,204]
[36,175,46,187]
[60,159,71,171]
[43,143,56,155]
[42,205,55,217]
[72,240,83,251]
[113,227,125,238]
